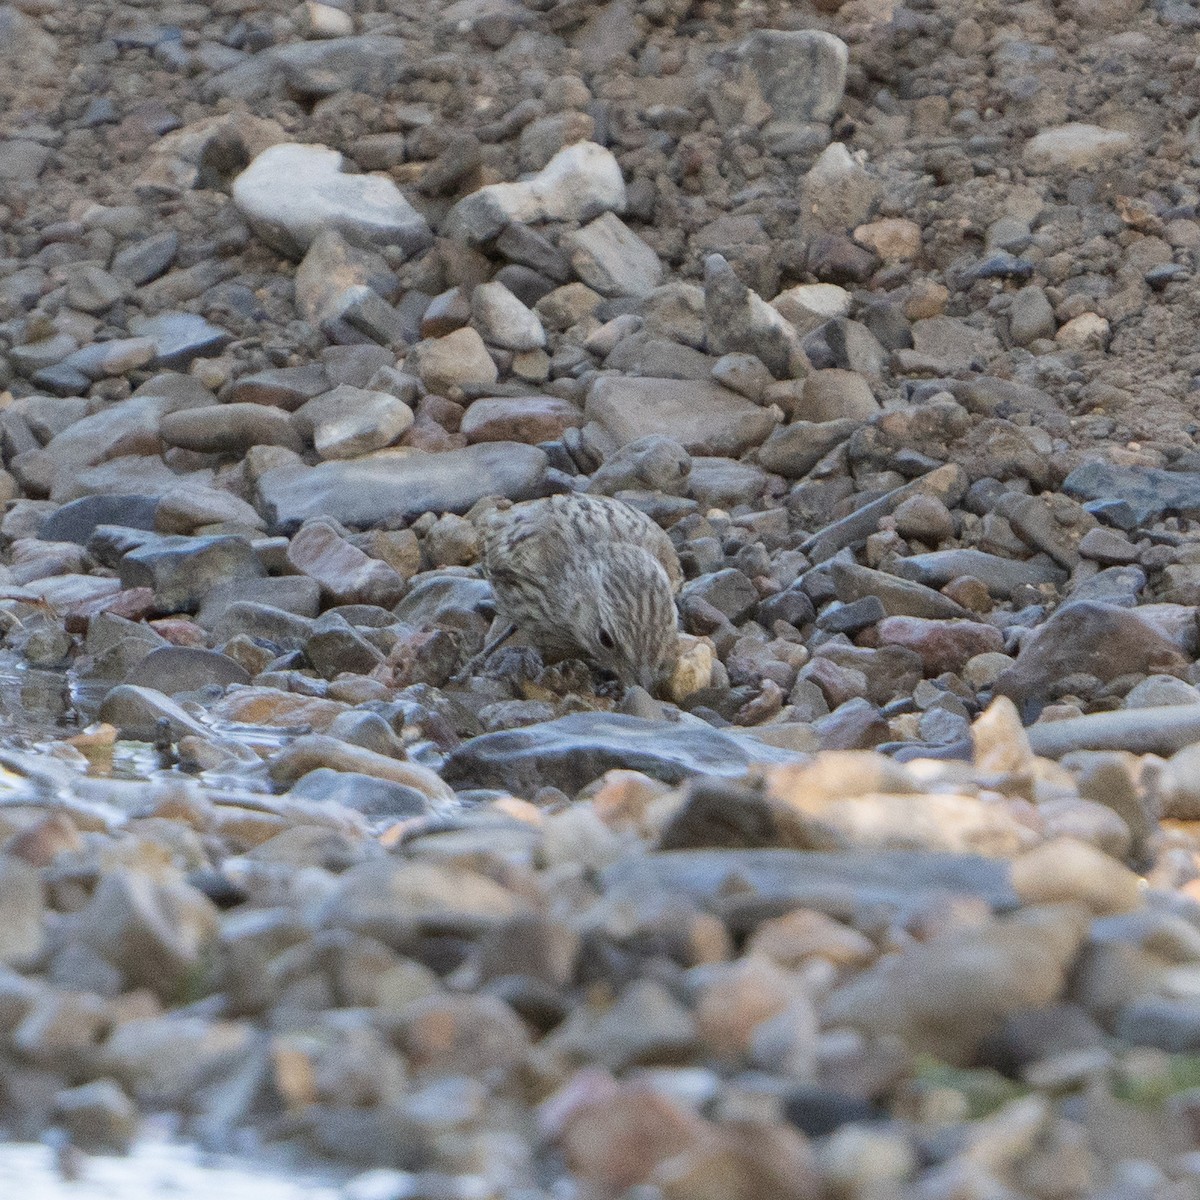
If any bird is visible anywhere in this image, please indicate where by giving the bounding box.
[476,492,683,692]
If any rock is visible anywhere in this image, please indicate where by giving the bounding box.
[772,284,852,335]
[755,419,857,479]
[125,646,251,694]
[1026,706,1200,759]
[586,376,776,457]
[822,905,1089,1064]
[589,435,692,495]
[461,395,582,444]
[801,143,882,234]
[126,313,233,369]
[1008,285,1057,345]
[258,442,548,531]
[443,142,626,244]
[160,404,304,454]
[304,612,387,678]
[998,601,1190,708]
[830,560,970,620]
[704,255,804,379]
[39,495,159,545]
[471,281,546,350]
[563,213,664,298]
[70,872,219,996]
[734,29,848,126]
[892,550,1066,598]
[1022,123,1134,172]
[875,616,1005,675]
[0,856,44,966]
[853,218,921,262]
[798,370,880,422]
[406,327,499,392]
[289,768,433,818]
[1064,460,1200,525]
[286,520,406,606]
[1056,312,1110,350]
[97,684,216,741]
[1011,838,1142,915]
[442,713,805,794]
[293,385,414,459]
[119,534,264,613]
[232,142,432,259]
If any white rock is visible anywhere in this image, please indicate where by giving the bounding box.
[443,141,626,244]
[232,142,433,259]
[562,212,663,297]
[294,385,415,460]
[1055,312,1110,350]
[771,282,852,333]
[306,1,354,36]
[471,281,546,351]
[1022,123,1133,172]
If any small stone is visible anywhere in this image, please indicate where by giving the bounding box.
[54,1080,139,1152]
[704,254,805,380]
[798,370,880,422]
[406,327,499,392]
[802,142,882,234]
[892,494,955,543]
[471,281,547,351]
[772,283,852,334]
[461,395,582,444]
[293,385,414,459]
[1055,312,1110,350]
[734,29,849,125]
[853,218,921,262]
[286,519,406,607]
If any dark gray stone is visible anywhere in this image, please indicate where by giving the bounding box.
[118,534,265,613]
[127,312,233,369]
[125,646,252,694]
[892,549,1067,598]
[289,768,433,818]
[38,496,159,546]
[1063,460,1200,526]
[442,712,806,794]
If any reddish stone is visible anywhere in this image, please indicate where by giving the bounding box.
[148,618,208,646]
[874,615,1004,676]
[66,587,157,632]
[461,395,583,445]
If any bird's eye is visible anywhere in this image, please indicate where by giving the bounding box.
[597,628,615,650]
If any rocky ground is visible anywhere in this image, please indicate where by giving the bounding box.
[7,0,1200,1194]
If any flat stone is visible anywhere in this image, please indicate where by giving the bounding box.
[460,395,582,444]
[755,419,858,479]
[1027,706,1200,758]
[118,534,265,613]
[232,142,433,259]
[586,376,776,457]
[160,404,303,454]
[125,646,252,694]
[226,364,331,411]
[38,496,160,545]
[289,768,433,818]
[442,712,805,795]
[258,442,548,532]
[830,560,970,619]
[97,684,213,741]
[892,549,1067,597]
[126,312,233,369]
[1022,123,1134,172]
[405,327,499,392]
[196,576,322,628]
[1063,459,1200,526]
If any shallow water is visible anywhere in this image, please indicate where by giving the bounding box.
[0,1139,349,1199]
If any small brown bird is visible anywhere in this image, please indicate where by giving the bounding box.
[479,493,683,691]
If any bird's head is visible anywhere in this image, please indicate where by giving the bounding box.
[574,545,681,693]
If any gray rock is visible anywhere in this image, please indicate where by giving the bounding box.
[304,612,387,679]
[1022,123,1133,172]
[1008,285,1056,345]
[392,574,493,627]
[830,559,970,619]
[197,577,323,628]
[443,712,805,794]
[562,212,663,298]
[124,646,252,694]
[1063,459,1200,526]
[258,442,549,532]
[996,602,1191,707]
[588,435,691,496]
[603,336,717,380]
[734,29,849,126]
[97,684,214,741]
[681,568,760,622]
[111,231,179,285]
[800,143,882,235]
[755,419,858,479]
[0,139,52,181]
[1028,706,1200,758]
[892,549,1067,597]
[118,534,265,613]
[54,1079,139,1153]
[293,385,414,459]
[603,847,1016,929]
[704,254,804,379]
[39,495,160,545]
[209,601,316,648]
[586,375,775,457]
[289,768,432,818]
[470,281,546,351]
[160,404,303,454]
[126,312,233,369]
[232,143,433,260]
[0,856,44,966]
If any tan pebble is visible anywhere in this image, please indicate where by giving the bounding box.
[667,635,715,703]
[1011,836,1143,914]
[972,696,1034,774]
